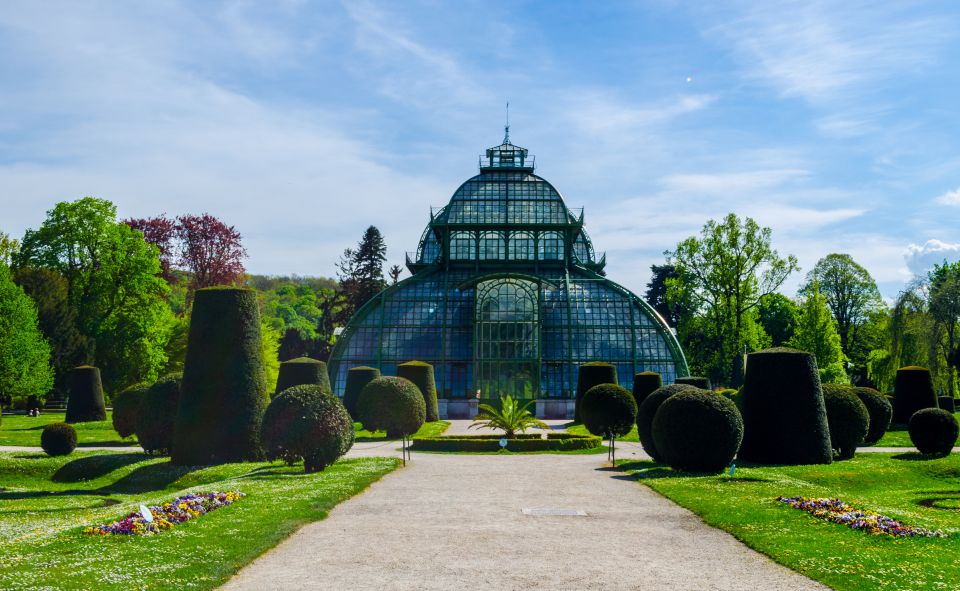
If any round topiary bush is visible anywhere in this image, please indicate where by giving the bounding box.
[938,396,956,413]
[821,384,869,460]
[342,366,380,419]
[172,287,268,465]
[112,382,149,438]
[397,361,439,422]
[357,376,426,438]
[575,362,618,422]
[137,373,182,455]
[41,422,77,456]
[652,390,743,472]
[65,365,106,423]
[581,383,637,438]
[274,357,331,397]
[893,366,938,424]
[261,384,355,472]
[855,387,893,445]
[738,348,832,465]
[675,376,712,391]
[909,408,959,455]
[637,383,700,462]
[632,371,662,407]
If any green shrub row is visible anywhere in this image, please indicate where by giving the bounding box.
[410,433,601,452]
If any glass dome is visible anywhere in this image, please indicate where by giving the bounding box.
[329,136,688,418]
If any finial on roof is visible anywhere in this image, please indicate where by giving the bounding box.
[504,101,510,144]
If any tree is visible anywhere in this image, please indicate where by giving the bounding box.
[789,283,847,384]
[176,213,246,294]
[0,263,54,401]
[930,262,960,396]
[665,214,799,385]
[0,231,19,265]
[801,254,882,365]
[645,264,687,327]
[125,215,177,283]
[757,293,798,347]
[388,264,403,285]
[337,226,387,321]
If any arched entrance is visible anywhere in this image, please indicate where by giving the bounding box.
[474,278,540,405]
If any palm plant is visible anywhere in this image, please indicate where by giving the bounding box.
[469,394,548,438]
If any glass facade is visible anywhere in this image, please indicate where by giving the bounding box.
[329,137,688,415]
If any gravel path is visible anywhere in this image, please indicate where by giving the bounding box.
[220,451,828,591]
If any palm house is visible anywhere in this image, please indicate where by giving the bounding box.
[329,133,688,418]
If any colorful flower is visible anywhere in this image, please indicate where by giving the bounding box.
[84,491,245,536]
[776,496,947,538]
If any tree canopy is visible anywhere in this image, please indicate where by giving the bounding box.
[0,263,54,400]
[789,282,848,384]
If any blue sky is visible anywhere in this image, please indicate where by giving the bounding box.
[1,1,959,300]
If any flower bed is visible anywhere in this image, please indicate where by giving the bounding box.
[410,433,601,452]
[84,491,245,536]
[777,496,947,538]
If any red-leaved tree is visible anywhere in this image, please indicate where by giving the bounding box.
[176,213,246,292]
[125,215,177,282]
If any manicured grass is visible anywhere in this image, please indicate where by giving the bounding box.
[0,451,399,590]
[867,412,960,447]
[623,453,960,591]
[354,420,450,441]
[566,421,639,442]
[0,412,135,447]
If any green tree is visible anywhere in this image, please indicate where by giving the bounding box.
[665,213,798,385]
[757,292,798,346]
[337,226,388,322]
[789,283,847,383]
[0,263,54,400]
[14,197,173,392]
[0,231,19,265]
[930,262,960,396]
[645,264,689,327]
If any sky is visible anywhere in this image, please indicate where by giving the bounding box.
[1,0,959,300]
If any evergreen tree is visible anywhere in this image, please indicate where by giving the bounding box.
[388,264,403,285]
[789,282,847,383]
[337,226,388,321]
[0,263,54,401]
[645,264,685,327]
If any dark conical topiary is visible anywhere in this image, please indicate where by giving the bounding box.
[261,384,354,472]
[855,387,892,445]
[892,366,938,424]
[112,382,149,438]
[275,357,330,397]
[632,371,662,407]
[581,383,637,438]
[138,373,182,455]
[637,384,699,462]
[821,384,869,460]
[65,365,106,423]
[356,376,426,438]
[343,366,380,419]
[909,408,959,455]
[41,422,77,456]
[675,376,712,391]
[172,288,268,465]
[738,348,832,465]
[575,362,618,422]
[397,361,439,422]
[938,396,956,413]
[652,390,743,472]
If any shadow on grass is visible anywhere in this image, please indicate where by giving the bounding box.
[99,460,200,494]
[52,453,153,483]
[0,489,109,500]
[892,452,950,461]
[77,441,138,447]
[609,460,772,483]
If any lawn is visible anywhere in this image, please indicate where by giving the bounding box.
[566,422,639,442]
[0,451,399,590]
[354,420,450,441]
[623,453,960,591]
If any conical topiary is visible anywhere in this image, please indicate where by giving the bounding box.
[632,371,662,407]
[675,376,712,391]
[397,361,439,422]
[343,366,380,419]
[65,365,106,423]
[172,287,268,465]
[892,366,938,424]
[738,347,832,465]
[275,357,331,397]
[575,362,618,422]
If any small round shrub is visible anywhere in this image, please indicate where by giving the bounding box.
[581,384,637,438]
[821,384,869,460]
[343,366,380,419]
[112,382,149,438]
[675,376,712,390]
[41,423,77,456]
[65,365,106,423]
[261,384,354,472]
[637,383,700,462]
[855,387,893,445]
[652,390,743,472]
[397,361,439,422]
[357,376,426,438]
[275,357,331,397]
[909,408,959,455]
[137,373,182,455]
[938,396,956,413]
[893,366,938,424]
[632,371,662,407]
[575,362,618,422]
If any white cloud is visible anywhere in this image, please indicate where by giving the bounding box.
[905,239,960,276]
[935,188,960,206]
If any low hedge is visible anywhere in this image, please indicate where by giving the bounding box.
[410,433,602,452]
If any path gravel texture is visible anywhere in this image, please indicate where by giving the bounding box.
[221,447,828,591]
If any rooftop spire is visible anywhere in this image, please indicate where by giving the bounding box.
[504,101,510,144]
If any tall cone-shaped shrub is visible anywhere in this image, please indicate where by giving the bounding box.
[397,361,439,422]
[343,366,380,418]
[738,348,832,465]
[892,366,938,424]
[275,357,330,396]
[65,365,106,423]
[675,376,712,390]
[172,288,267,465]
[575,362,618,422]
[632,372,662,407]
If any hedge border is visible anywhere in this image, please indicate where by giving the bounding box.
[410,433,602,452]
